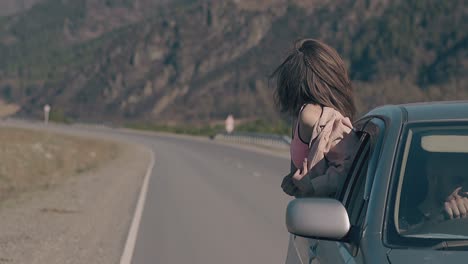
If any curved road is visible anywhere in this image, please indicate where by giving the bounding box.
[1,121,292,263]
[127,133,292,264]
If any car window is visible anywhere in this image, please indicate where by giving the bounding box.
[347,158,370,226]
[340,117,384,227]
[337,131,370,203]
[344,142,370,226]
[319,118,384,259]
[393,123,468,241]
[333,130,371,257]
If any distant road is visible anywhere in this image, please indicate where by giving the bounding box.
[1,120,292,263]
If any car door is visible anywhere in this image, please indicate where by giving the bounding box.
[314,117,385,264]
[286,139,370,264]
[285,117,383,264]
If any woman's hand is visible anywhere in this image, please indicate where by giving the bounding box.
[282,159,312,197]
[444,187,468,219]
[281,173,299,196]
[291,158,316,195]
[292,158,309,181]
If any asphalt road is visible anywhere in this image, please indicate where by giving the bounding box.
[128,134,292,264]
[1,120,292,263]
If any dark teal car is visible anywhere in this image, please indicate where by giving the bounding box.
[285,101,468,264]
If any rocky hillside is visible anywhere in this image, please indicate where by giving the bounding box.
[0,0,45,16]
[0,0,466,124]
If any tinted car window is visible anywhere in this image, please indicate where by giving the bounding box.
[347,158,369,226]
[395,124,468,240]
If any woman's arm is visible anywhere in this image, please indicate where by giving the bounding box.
[293,130,359,197]
[297,104,321,143]
[281,161,300,197]
[281,104,321,197]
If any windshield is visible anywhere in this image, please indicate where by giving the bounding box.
[395,124,468,240]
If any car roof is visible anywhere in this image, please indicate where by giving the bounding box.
[366,101,468,122]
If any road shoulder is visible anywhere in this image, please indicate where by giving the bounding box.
[0,142,151,264]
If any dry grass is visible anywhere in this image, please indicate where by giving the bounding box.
[0,127,120,202]
[0,101,20,118]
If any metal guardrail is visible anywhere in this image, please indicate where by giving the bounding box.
[214,132,291,149]
[2,118,293,150]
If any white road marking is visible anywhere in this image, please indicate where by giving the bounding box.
[253,172,261,178]
[120,148,156,264]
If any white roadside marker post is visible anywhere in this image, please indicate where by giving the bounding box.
[44,104,51,125]
[225,114,234,134]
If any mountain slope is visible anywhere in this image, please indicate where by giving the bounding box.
[0,0,45,17]
[0,0,466,123]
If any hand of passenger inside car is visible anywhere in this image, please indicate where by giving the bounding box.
[444,187,468,219]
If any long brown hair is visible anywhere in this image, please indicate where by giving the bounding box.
[272,39,356,120]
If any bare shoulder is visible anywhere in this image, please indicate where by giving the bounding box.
[300,104,322,128]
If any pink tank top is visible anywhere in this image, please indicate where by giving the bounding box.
[290,105,311,169]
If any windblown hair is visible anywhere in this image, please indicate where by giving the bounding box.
[272,39,356,120]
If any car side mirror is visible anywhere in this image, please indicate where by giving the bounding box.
[286,198,351,240]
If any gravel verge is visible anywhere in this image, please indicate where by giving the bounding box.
[0,142,151,264]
